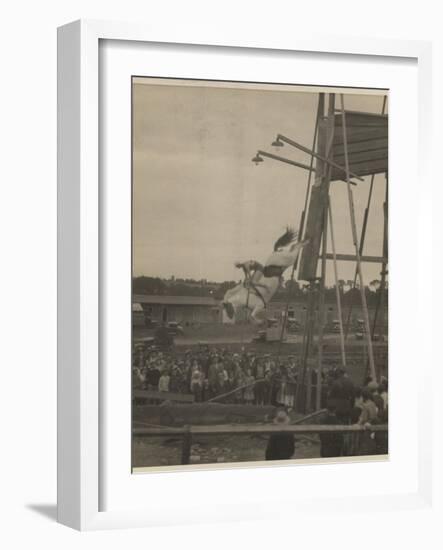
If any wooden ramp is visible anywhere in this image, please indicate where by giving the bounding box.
[133,403,276,427]
[134,390,195,403]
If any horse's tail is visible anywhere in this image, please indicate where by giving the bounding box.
[273,227,297,251]
[222,301,235,319]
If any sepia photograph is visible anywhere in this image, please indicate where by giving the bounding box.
[131,77,388,472]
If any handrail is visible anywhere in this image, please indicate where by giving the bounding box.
[133,423,388,437]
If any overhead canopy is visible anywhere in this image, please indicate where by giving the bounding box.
[331,110,388,180]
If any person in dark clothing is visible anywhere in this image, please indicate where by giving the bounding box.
[254,378,266,405]
[265,409,295,461]
[327,368,355,424]
[319,405,344,458]
[269,371,280,406]
[146,366,161,390]
[262,371,272,405]
[374,406,389,455]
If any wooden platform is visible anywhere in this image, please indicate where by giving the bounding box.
[331,110,388,180]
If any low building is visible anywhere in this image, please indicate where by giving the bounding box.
[266,297,388,333]
[133,294,221,325]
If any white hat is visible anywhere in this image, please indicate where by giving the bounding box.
[273,410,290,425]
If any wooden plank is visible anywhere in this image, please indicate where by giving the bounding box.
[181,426,192,465]
[333,137,388,156]
[323,254,387,263]
[341,109,388,119]
[133,426,186,436]
[335,111,388,127]
[335,120,387,129]
[347,155,389,166]
[333,127,388,146]
[332,158,388,180]
[334,148,388,166]
[133,423,388,437]
[134,390,195,403]
[191,424,388,435]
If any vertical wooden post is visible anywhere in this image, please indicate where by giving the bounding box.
[370,173,388,379]
[315,94,335,411]
[298,94,327,281]
[296,299,309,412]
[339,95,377,383]
[316,206,328,410]
[297,93,326,411]
[328,200,347,368]
[298,284,315,413]
[181,426,192,465]
[344,177,375,339]
[304,287,315,413]
[276,97,323,360]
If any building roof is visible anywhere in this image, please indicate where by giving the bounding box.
[133,294,219,307]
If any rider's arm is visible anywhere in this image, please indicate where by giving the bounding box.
[235,260,251,278]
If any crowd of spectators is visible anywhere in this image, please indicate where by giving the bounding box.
[133,345,387,416]
[133,345,301,406]
[319,369,389,457]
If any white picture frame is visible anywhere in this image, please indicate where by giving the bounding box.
[57,19,435,531]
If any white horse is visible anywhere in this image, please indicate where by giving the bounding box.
[222,228,309,325]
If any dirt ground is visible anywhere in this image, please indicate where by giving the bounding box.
[132,433,321,469]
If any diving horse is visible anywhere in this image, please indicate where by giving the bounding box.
[222,228,309,325]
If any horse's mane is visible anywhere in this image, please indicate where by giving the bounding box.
[273,227,297,251]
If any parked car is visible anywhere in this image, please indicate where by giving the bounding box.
[134,336,156,349]
[144,317,159,329]
[267,318,279,329]
[286,318,301,333]
[355,319,365,339]
[166,321,184,336]
[254,318,281,343]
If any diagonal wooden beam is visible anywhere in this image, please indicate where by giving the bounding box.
[256,150,357,185]
[277,133,364,181]
[257,150,314,172]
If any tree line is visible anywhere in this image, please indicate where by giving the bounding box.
[133,276,387,306]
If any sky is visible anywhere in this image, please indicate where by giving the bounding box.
[132,78,388,286]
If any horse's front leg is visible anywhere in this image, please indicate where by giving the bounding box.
[250,303,266,325]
